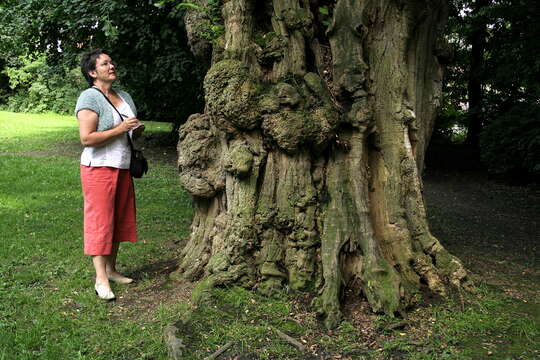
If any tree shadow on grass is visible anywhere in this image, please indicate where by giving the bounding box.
[423,155,540,305]
[128,258,179,281]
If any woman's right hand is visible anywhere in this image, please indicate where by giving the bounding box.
[120,117,141,132]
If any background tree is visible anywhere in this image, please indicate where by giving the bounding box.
[479,0,540,176]
[438,0,540,176]
[0,0,205,126]
[464,0,490,148]
[174,0,472,328]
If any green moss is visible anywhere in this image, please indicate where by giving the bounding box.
[210,263,254,287]
[255,34,286,66]
[253,74,339,152]
[434,249,458,273]
[288,273,308,290]
[261,234,283,263]
[253,31,277,47]
[225,144,253,177]
[257,276,284,297]
[361,258,402,315]
[255,202,277,225]
[275,82,302,106]
[191,277,216,305]
[303,72,332,106]
[255,82,273,95]
[312,288,343,329]
[292,229,318,247]
[262,111,306,153]
[280,73,304,86]
[207,253,230,273]
[206,59,247,81]
[260,262,287,278]
[288,262,315,291]
[281,7,313,32]
[204,59,261,130]
[347,98,372,128]
[258,94,280,113]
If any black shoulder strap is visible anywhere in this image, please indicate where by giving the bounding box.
[92,87,134,150]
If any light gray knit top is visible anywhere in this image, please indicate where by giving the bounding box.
[74,87,137,131]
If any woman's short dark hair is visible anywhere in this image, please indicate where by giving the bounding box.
[80,49,109,86]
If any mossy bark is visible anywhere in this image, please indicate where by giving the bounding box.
[175,0,472,328]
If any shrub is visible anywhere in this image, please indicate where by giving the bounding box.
[433,102,468,145]
[480,102,540,175]
[1,55,86,115]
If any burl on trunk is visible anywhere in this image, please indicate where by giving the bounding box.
[174,0,471,328]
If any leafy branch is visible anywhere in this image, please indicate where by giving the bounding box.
[154,0,224,41]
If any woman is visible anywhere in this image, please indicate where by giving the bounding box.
[75,49,144,300]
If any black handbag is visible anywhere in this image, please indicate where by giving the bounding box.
[93,87,148,178]
[129,148,148,178]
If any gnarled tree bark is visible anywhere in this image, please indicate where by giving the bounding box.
[174,0,472,328]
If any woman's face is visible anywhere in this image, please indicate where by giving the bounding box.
[90,53,116,84]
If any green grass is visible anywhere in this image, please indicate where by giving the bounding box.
[0,111,79,153]
[172,286,373,359]
[375,284,540,359]
[174,283,539,360]
[0,111,191,359]
[1,110,539,359]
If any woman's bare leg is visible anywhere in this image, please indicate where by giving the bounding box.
[106,242,133,283]
[93,255,110,286]
[93,255,115,300]
[106,242,120,275]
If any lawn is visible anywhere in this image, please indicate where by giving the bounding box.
[0,111,538,359]
[0,111,191,359]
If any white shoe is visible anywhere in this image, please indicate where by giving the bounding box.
[95,283,116,300]
[107,274,134,284]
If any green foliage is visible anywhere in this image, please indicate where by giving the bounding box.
[480,102,540,175]
[0,0,205,125]
[318,6,332,27]
[155,0,224,41]
[154,0,200,10]
[202,0,225,39]
[187,0,224,42]
[442,0,540,176]
[176,2,202,10]
[1,55,86,114]
[318,7,329,15]
[432,102,467,145]
[253,31,277,49]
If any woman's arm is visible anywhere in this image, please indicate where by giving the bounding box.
[77,109,139,147]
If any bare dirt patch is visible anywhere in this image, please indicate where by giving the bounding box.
[424,168,540,302]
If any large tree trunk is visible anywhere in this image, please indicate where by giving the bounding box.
[174,0,471,328]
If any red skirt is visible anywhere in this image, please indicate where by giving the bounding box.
[80,165,137,255]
